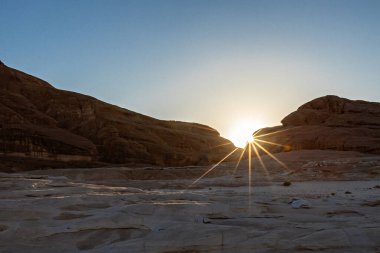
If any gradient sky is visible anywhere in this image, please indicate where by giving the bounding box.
[1,0,380,145]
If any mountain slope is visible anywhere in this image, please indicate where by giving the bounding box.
[256,95,380,155]
[0,61,236,171]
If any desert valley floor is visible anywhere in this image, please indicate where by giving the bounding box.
[1,150,380,253]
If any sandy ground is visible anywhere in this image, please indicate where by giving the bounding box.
[0,150,380,253]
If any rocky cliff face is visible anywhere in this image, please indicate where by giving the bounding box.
[0,62,236,171]
[256,95,380,155]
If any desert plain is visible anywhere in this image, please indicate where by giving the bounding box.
[1,150,379,253]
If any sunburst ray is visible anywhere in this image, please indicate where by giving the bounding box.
[252,128,263,137]
[253,127,297,139]
[253,141,289,171]
[248,142,252,209]
[251,142,271,180]
[254,138,288,148]
[189,147,239,187]
[233,144,247,174]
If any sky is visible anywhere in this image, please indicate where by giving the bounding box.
[1,0,380,146]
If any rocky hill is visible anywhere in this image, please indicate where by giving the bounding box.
[0,62,236,171]
[256,95,380,155]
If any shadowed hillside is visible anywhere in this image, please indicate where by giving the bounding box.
[0,61,237,171]
[256,95,380,155]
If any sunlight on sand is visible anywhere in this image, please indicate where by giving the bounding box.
[190,127,290,207]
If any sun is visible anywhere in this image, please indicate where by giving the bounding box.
[227,119,264,148]
[189,117,290,196]
[190,118,290,209]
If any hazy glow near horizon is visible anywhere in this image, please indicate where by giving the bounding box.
[1,0,380,142]
[227,119,264,148]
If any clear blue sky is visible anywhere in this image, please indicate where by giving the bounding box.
[1,0,380,143]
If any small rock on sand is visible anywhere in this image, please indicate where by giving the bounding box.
[290,199,311,209]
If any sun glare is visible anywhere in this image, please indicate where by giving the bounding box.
[189,117,290,207]
[228,120,264,148]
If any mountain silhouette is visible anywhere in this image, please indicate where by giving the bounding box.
[0,61,236,171]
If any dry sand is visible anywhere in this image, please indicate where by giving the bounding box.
[0,150,380,253]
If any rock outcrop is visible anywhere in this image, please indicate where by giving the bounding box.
[0,61,236,171]
[255,95,380,155]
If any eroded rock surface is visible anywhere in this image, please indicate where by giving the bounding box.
[256,95,380,155]
[0,62,236,171]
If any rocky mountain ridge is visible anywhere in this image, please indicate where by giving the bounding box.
[257,95,380,155]
[0,62,236,171]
